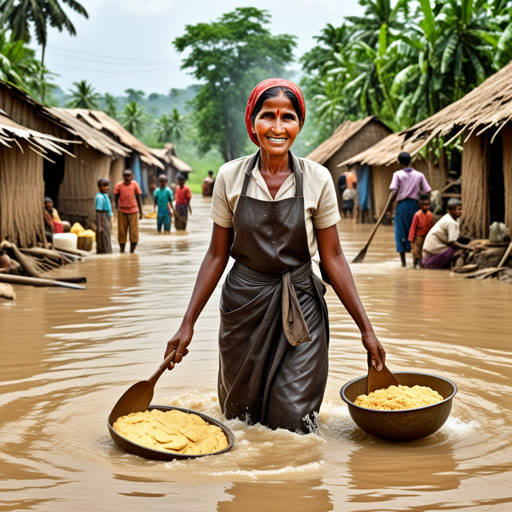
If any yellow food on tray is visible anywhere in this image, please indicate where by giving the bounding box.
[113,409,228,455]
[354,385,443,411]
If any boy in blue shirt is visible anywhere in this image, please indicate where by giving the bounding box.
[95,178,113,253]
[153,174,174,233]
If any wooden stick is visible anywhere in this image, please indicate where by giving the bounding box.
[497,241,512,268]
[0,274,86,290]
[352,192,395,264]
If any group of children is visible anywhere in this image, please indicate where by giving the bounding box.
[92,170,192,254]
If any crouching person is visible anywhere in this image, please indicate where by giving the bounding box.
[422,198,473,269]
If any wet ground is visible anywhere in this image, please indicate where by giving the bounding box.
[1,196,511,511]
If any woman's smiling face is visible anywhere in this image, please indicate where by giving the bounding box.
[251,91,301,156]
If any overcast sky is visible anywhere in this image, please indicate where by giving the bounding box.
[37,0,364,96]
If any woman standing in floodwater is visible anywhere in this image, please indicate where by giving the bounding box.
[164,78,386,433]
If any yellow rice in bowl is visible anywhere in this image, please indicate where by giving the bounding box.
[354,385,443,411]
[113,409,229,455]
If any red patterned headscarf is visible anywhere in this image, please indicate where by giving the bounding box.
[245,78,306,146]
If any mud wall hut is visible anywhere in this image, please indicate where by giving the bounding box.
[305,117,392,214]
[0,113,69,247]
[64,109,164,199]
[341,132,437,220]
[0,82,130,226]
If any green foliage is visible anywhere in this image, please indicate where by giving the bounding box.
[0,0,88,101]
[121,101,146,136]
[125,88,145,103]
[155,109,184,143]
[301,0,512,141]
[66,80,100,109]
[102,93,118,118]
[173,7,297,161]
[0,31,42,92]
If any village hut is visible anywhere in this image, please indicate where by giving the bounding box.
[305,117,392,217]
[340,132,436,220]
[149,144,193,185]
[0,82,130,225]
[344,60,512,238]
[64,109,164,199]
[0,112,69,247]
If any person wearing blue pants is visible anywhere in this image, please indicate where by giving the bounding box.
[388,152,431,267]
[153,175,174,233]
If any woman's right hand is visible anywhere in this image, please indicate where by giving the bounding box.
[164,323,193,370]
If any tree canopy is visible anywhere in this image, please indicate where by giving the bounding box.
[301,0,512,139]
[0,0,88,101]
[173,7,297,161]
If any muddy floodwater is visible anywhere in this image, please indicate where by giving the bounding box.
[1,197,511,512]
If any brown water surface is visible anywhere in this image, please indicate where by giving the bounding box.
[1,197,511,511]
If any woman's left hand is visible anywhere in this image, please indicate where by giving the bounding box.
[362,332,385,371]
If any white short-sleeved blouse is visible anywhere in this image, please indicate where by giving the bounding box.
[210,154,341,257]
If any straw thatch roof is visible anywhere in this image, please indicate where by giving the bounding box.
[343,60,512,167]
[306,116,390,164]
[402,59,512,148]
[0,111,70,158]
[340,131,426,167]
[150,144,193,173]
[67,109,164,169]
[0,81,129,159]
[46,107,130,159]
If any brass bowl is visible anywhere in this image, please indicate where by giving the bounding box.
[340,372,457,441]
[108,405,234,460]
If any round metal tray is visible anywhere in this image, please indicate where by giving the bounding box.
[108,405,235,460]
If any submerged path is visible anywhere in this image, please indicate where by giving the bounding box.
[1,196,511,511]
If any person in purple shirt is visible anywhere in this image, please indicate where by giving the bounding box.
[388,152,431,267]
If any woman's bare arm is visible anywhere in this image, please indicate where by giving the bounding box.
[316,225,386,370]
[164,223,233,367]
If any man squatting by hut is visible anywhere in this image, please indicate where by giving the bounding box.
[163,78,386,434]
[388,152,431,267]
[95,178,113,254]
[114,170,143,253]
[422,198,475,269]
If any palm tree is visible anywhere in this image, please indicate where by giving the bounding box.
[66,80,100,109]
[102,93,118,118]
[0,32,42,91]
[0,0,88,102]
[125,88,145,103]
[121,101,145,136]
[155,109,184,143]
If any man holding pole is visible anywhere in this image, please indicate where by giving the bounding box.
[389,152,431,267]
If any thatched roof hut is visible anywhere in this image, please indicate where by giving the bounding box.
[340,132,438,218]
[0,112,69,247]
[0,81,130,225]
[150,144,193,183]
[65,109,164,198]
[344,60,512,237]
[306,117,392,217]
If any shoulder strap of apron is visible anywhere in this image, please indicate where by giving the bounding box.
[241,151,304,198]
[241,152,260,196]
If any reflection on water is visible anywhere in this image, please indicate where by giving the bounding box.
[1,197,511,511]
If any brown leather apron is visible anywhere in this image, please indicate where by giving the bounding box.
[217,152,329,433]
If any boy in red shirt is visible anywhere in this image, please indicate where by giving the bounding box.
[175,174,192,230]
[408,193,434,268]
[114,169,143,253]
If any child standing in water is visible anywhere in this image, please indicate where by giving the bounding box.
[153,174,174,233]
[408,193,434,268]
[95,178,113,254]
